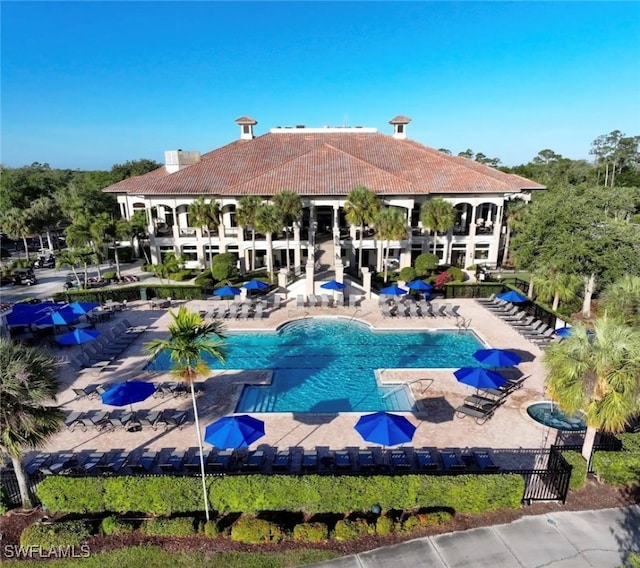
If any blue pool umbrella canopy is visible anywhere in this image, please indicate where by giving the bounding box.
[242,279,269,291]
[320,280,347,291]
[497,290,529,303]
[67,301,100,315]
[6,302,66,326]
[454,367,508,390]
[354,412,417,447]
[380,284,408,296]
[55,328,101,346]
[204,415,265,449]
[35,307,80,326]
[555,327,573,337]
[407,280,433,292]
[473,348,522,368]
[101,381,156,407]
[214,285,242,297]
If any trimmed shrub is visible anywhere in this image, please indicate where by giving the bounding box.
[202,520,220,537]
[401,510,453,533]
[293,522,329,542]
[446,267,466,282]
[333,519,374,541]
[375,515,394,536]
[562,451,587,490]
[102,271,116,281]
[168,269,194,282]
[140,517,197,537]
[100,516,134,536]
[21,521,93,548]
[399,267,416,283]
[212,253,238,281]
[592,452,640,485]
[618,432,640,452]
[414,253,439,275]
[195,272,216,289]
[230,517,284,544]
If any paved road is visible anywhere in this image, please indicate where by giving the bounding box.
[307,506,640,568]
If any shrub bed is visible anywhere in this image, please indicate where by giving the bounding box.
[562,451,587,490]
[292,522,329,542]
[230,517,284,543]
[333,518,374,541]
[592,451,640,485]
[100,516,135,536]
[38,474,524,516]
[140,517,198,537]
[20,520,93,548]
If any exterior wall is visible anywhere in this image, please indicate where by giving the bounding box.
[116,192,519,272]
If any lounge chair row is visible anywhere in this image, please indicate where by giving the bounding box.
[24,446,501,478]
[72,381,204,401]
[381,301,460,319]
[63,408,188,433]
[208,302,268,320]
[455,374,530,424]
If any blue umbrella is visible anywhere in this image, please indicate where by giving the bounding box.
[497,290,528,303]
[354,412,416,447]
[407,280,433,292]
[454,367,507,390]
[68,301,100,315]
[555,327,573,337]
[7,303,65,326]
[242,279,269,291]
[55,328,101,346]
[473,348,522,368]
[214,285,242,297]
[380,284,408,296]
[320,280,347,291]
[101,381,156,407]
[204,415,265,449]
[35,307,80,326]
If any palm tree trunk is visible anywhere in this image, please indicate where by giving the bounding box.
[432,231,438,255]
[190,381,210,521]
[552,293,560,312]
[582,273,596,318]
[581,425,598,463]
[285,230,291,273]
[358,222,364,273]
[22,236,30,261]
[38,234,45,250]
[46,229,54,252]
[383,241,389,283]
[251,228,256,272]
[501,227,511,267]
[266,233,274,282]
[208,231,214,276]
[11,455,34,509]
[114,246,121,280]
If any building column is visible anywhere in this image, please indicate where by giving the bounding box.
[466,224,477,267]
[293,224,301,269]
[361,267,372,299]
[305,246,315,295]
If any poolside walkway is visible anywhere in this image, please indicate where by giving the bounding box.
[37,297,564,469]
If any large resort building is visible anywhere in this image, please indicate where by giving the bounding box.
[103,116,545,274]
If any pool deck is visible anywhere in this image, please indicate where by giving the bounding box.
[38,297,566,470]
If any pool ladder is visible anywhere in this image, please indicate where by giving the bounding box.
[382,378,433,399]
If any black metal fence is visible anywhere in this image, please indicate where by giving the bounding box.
[520,446,572,504]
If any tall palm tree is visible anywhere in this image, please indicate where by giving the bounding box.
[501,198,527,266]
[544,317,640,461]
[30,197,62,252]
[2,208,34,261]
[420,198,455,258]
[189,197,220,275]
[272,190,302,273]
[236,196,263,272]
[146,307,227,521]
[374,207,408,283]
[344,186,380,273]
[255,203,283,281]
[0,339,65,508]
[600,275,640,327]
[56,249,82,288]
[533,268,583,312]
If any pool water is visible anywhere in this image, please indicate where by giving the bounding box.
[147,318,484,413]
[527,402,587,431]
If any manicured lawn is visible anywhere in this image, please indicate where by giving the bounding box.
[2,547,340,568]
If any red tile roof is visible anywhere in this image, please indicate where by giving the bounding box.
[103,131,545,197]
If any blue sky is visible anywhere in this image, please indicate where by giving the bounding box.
[2,1,639,170]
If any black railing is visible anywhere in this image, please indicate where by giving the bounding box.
[520,446,572,504]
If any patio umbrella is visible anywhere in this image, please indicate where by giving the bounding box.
[101,381,156,409]
[407,280,433,292]
[555,327,573,337]
[473,348,522,368]
[242,279,269,291]
[67,301,100,315]
[454,367,507,390]
[354,412,416,447]
[6,303,65,326]
[55,328,101,346]
[321,279,347,302]
[213,285,242,297]
[34,307,80,326]
[380,284,408,296]
[497,290,528,303]
[204,415,265,449]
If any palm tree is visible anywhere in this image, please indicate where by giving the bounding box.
[344,186,380,273]
[0,339,65,508]
[501,198,527,266]
[272,190,302,273]
[544,317,640,461]
[189,197,220,275]
[2,208,34,261]
[236,196,263,272]
[129,210,151,263]
[56,249,82,288]
[374,207,408,283]
[420,198,455,258]
[30,197,62,252]
[146,307,227,521]
[255,203,283,281]
[600,275,640,327]
[533,268,583,312]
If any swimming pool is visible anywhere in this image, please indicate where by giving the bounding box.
[147,318,484,413]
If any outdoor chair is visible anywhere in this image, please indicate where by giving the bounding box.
[183,449,204,472]
[158,449,186,473]
[510,316,536,328]
[390,449,412,470]
[486,300,510,312]
[425,304,437,318]
[450,305,461,318]
[160,409,187,430]
[409,304,421,318]
[25,453,51,475]
[481,375,529,399]
[465,393,504,409]
[522,323,551,338]
[254,303,265,318]
[476,293,497,305]
[90,411,111,431]
[302,450,318,472]
[243,450,265,471]
[239,305,251,319]
[437,304,448,317]
[96,451,129,474]
[272,450,292,472]
[136,410,161,430]
[46,453,77,475]
[105,411,133,431]
[440,449,466,471]
[81,452,106,473]
[72,385,97,399]
[128,451,156,473]
[471,450,501,471]
[227,305,238,319]
[443,302,453,317]
[455,403,497,425]
[499,308,524,320]
[357,450,376,471]
[531,327,556,343]
[208,450,233,472]
[381,304,395,318]
[64,411,83,430]
[333,450,352,471]
[308,294,319,307]
[272,295,282,310]
[296,295,306,308]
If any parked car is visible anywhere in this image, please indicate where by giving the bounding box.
[13,268,37,286]
[33,254,56,269]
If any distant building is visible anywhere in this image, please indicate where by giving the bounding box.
[102,116,544,273]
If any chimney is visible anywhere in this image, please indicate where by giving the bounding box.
[164,150,201,173]
[389,115,412,139]
[235,116,258,140]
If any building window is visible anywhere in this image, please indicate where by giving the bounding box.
[474,244,490,260]
[181,245,198,262]
[397,124,404,134]
[243,125,250,134]
[159,246,175,263]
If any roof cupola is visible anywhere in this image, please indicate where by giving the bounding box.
[235,116,258,140]
[389,115,412,139]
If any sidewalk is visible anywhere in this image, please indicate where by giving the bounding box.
[307,506,640,568]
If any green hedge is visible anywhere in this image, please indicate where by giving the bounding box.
[140,517,198,536]
[21,521,93,548]
[333,518,374,541]
[230,517,284,543]
[38,474,524,516]
[53,284,203,304]
[292,522,329,542]
[562,451,587,490]
[100,516,134,536]
[592,451,640,485]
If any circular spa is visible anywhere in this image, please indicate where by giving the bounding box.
[527,402,587,431]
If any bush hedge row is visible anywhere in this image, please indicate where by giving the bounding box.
[37,474,524,516]
[53,284,204,304]
[562,451,587,490]
[21,520,93,548]
[592,451,640,485]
